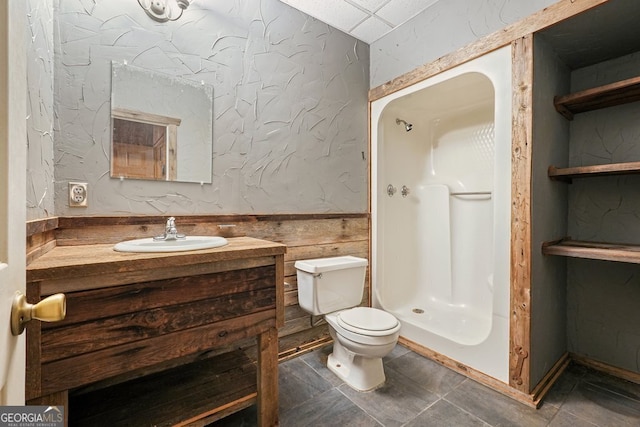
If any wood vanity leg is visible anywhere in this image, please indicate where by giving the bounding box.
[257,327,279,427]
[27,390,68,426]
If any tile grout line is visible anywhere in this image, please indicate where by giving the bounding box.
[335,384,386,426]
[397,398,444,427]
[439,378,498,427]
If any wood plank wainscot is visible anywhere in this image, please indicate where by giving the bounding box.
[25,236,286,427]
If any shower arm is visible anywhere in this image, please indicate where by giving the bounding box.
[395,118,413,132]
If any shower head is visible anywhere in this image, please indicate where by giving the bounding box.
[396,118,413,132]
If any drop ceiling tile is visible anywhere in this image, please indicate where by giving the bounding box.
[280,0,368,33]
[279,0,444,44]
[347,0,390,13]
[377,0,439,26]
[350,15,393,44]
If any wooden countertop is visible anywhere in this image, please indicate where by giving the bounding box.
[27,236,286,293]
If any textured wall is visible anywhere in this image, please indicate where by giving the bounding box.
[566,52,640,372]
[26,0,56,220]
[369,0,555,88]
[530,34,570,387]
[52,0,369,216]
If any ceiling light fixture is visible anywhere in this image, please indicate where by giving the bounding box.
[137,0,192,22]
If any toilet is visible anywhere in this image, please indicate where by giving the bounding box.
[295,256,401,391]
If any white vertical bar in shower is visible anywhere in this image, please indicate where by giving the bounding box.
[420,184,452,304]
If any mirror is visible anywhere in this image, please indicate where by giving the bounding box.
[110,62,214,183]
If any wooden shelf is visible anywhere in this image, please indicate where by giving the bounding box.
[542,239,640,264]
[548,161,640,182]
[554,76,640,120]
[69,350,257,427]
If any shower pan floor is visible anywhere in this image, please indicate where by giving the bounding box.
[394,300,492,346]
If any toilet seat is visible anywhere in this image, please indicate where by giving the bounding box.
[337,307,399,337]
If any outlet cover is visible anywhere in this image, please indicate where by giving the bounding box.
[69,182,88,207]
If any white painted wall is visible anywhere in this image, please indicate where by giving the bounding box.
[30,0,369,216]
[26,0,55,220]
[369,0,556,88]
[530,34,570,386]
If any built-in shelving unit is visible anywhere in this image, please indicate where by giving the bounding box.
[546,74,640,263]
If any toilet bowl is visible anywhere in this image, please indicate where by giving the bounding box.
[325,307,401,391]
[294,256,401,391]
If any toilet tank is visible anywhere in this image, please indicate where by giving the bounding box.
[294,256,368,315]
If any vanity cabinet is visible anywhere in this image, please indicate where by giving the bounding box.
[25,237,285,426]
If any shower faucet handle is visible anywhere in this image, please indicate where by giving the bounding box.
[387,184,397,197]
[401,185,410,197]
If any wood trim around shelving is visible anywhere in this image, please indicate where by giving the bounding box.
[571,353,640,385]
[509,35,534,394]
[553,75,640,120]
[542,239,640,264]
[548,161,640,182]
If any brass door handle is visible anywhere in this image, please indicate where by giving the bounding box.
[11,292,66,336]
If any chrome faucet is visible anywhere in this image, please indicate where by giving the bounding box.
[154,217,186,241]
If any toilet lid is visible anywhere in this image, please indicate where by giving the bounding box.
[337,307,399,336]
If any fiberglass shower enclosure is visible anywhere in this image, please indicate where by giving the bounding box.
[371,47,512,382]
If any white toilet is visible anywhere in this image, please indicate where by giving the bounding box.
[295,255,401,391]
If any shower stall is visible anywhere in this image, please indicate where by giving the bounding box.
[370,47,512,382]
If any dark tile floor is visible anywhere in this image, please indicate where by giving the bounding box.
[212,344,640,426]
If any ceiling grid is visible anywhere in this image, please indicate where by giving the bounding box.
[279,0,441,44]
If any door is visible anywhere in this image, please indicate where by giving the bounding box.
[0,0,27,404]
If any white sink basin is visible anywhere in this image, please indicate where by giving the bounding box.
[114,236,228,253]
